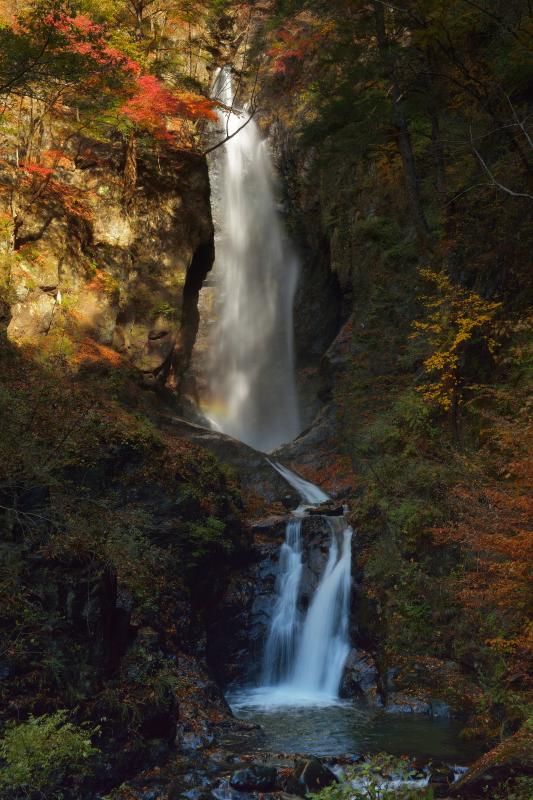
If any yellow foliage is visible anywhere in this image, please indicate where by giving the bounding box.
[411,268,501,412]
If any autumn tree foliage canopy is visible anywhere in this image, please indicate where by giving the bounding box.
[0,0,220,241]
[0,0,218,162]
[119,73,217,144]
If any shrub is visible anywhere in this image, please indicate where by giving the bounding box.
[494,777,533,800]
[0,710,99,799]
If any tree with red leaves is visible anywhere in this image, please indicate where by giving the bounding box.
[119,74,217,146]
[0,3,139,101]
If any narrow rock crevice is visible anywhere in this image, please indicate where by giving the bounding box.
[174,238,215,388]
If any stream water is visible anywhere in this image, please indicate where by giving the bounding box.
[224,463,476,763]
[226,694,479,761]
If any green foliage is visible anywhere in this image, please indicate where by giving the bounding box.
[0,337,244,774]
[153,300,177,319]
[183,515,235,567]
[0,217,17,308]
[309,755,434,800]
[0,711,99,799]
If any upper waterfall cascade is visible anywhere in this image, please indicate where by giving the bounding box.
[203,67,301,452]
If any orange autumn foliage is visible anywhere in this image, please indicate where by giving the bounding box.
[431,408,533,684]
[73,336,122,367]
[20,167,93,220]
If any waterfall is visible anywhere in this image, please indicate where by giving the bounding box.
[235,464,352,708]
[290,518,352,697]
[204,67,301,452]
[198,68,352,709]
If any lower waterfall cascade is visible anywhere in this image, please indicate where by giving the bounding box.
[235,464,354,708]
[226,467,477,760]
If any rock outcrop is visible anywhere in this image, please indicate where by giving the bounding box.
[2,140,213,388]
[160,416,300,505]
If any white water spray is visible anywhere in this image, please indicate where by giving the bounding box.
[262,518,303,684]
[204,67,301,452]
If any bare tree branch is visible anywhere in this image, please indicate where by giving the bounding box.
[459,0,533,52]
[501,90,533,149]
[202,108,259,157]
[471,144,533,201]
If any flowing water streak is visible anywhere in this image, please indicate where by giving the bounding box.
[262,518,303,684]
[291,519,353,697]
[268,460,330,505]
[205,67,301,452]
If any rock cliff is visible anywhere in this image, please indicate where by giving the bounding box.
[2,138,213,389]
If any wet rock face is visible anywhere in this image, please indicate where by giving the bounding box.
[266,121,344,368]
[3,140,213,388]
[285,759,338,796]
[340,649,381,703]
[272,317,356,491]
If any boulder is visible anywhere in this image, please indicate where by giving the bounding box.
[285,759,338,796]
[385,692,431,715]
[340,649,380,700]
[430,699,452,719]
[428,763,456,798]
[230,765,278,792]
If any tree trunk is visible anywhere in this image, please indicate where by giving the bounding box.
[123,134,137,209]
[393,102,432,246]
[450,387,461,446]
[373,2,432,247]
[423,52,447,196]
[430,110,447,196]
